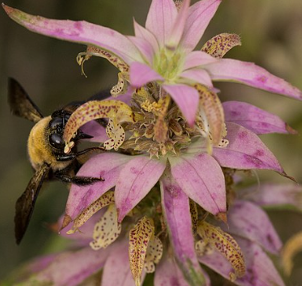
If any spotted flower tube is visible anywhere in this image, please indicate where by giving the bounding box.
[3,0,302,285]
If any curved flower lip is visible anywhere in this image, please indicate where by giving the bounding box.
[80,90,134,142]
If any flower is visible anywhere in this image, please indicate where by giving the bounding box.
[2,0,302,127]
[55,87,294,285]
[62,92,292,221]
[3,0,302,285]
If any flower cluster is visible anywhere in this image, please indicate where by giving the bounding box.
[3,0,302,285]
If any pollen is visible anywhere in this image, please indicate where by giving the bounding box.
[64,141,75,154]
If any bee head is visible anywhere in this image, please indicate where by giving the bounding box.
[49,109,93,152]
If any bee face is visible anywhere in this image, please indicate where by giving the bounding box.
[48,110,72,153]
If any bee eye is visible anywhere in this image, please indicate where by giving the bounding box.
[49,117,63,130]
[62,113,71,126]
[49,133,65,149]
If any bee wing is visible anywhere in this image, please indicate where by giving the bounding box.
[8,78,43,123]
[15,164,50,244]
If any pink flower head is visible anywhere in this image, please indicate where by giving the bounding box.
[56,95,293,285]
[2,0,302,126]
[3,0,302,285]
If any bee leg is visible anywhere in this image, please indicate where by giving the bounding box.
[54,171,104,186]
[56,153,76,161]
[75,147,105,157]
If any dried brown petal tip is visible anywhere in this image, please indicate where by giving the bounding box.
[60,214,72,232]
[216,212,228,224]
[285,123,298,135]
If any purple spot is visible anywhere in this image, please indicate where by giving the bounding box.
[211,193,218,199]
[253,149,265,157]
[266,234,274,244]
[108,30,115,36]
[69,31,80,37]
[241,267,256,284]
[230,110,241,117]
[122,199,133,211]
[169,277,180,286]
[82,188,94,205]
[261,122,269,128]
[256,75,268,83]
[74,22,83,32]
[197,153,206,159]
[167,185,181,197]
[234,204,243,209]
[244,154,264,168]
[131,184,138,192]
[130,167,139,174]
[238,131,248,139]
[55,28,64,35]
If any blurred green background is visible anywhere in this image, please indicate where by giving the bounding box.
[0,0,302,284]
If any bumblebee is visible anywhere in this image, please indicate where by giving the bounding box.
[9,78,106,244]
